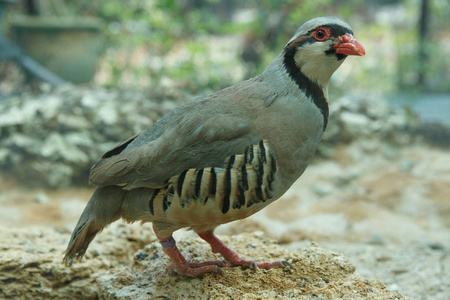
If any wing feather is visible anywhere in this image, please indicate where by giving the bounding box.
[89,83,263,189]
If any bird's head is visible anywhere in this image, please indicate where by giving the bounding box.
[283,17,365,92]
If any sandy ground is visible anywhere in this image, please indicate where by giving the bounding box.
[0,141,449,299]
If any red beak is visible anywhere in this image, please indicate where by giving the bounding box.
[332,34,365,56]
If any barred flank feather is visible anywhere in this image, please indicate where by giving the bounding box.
[147,140,278,231]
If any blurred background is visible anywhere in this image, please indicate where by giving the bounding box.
[1,0,449,94]
[0,0,449,299]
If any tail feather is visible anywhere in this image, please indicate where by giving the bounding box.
[64,186,126,263]
[64,220,103,262]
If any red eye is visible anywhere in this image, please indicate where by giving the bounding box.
[313,27,330,41]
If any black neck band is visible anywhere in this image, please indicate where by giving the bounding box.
[283,44,329,130]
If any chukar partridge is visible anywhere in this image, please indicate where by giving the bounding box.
[64,16,365,276]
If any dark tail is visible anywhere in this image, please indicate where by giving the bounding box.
[64,186,126,263]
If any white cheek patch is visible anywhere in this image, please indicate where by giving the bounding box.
[293,41,344,88]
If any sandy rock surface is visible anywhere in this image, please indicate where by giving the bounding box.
[0,88,449,299]
[0,223,154,299]
[0,226,408,300]
[0,143,448,299]
[0,140,449,299]
[97,233,408,300]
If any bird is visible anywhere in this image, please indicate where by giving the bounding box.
[64,16,365,276]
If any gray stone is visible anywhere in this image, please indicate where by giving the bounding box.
[0,87,422,188]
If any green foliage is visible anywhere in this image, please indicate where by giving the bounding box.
[7,0,449,93]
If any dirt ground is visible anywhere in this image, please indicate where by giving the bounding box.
[0,141,449,299]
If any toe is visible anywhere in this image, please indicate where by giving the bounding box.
[281,260,294,269]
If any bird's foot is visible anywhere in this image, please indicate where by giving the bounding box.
[154,227,291,276]
[198,232,293,271]
[167,253,226,274]
[167,261,224,276]
[156,235,224,276]
[226,259,293,271]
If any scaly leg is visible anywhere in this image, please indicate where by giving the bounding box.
[197,232,292,271]
[153,225,224,276]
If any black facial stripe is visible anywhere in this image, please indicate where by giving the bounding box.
[325,48,347,61]
[328,24,353,37]
[286,36,316,49]
[283,44,329,130]
[336,53,347,61]
[306,23,353,37]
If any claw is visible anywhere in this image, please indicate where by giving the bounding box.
[161,232,290,276]
[166,263,177,274]
[280,260,294,269]
[197,232,292,272]
[216,266,224,275]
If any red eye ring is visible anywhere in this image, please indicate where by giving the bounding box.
[313,27,330,41]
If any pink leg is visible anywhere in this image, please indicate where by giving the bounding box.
[197,232,293,271]
[153,226,224,276]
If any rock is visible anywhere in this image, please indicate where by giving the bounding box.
[0,86,188,188]
[34,192,50,204]
[0,225,409,299]
[323,242,450,300]
[0,87,426,188]
[418,123,450,147]
[340,111,372,138]
[0,223,155,299]
[319,94,422,157]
